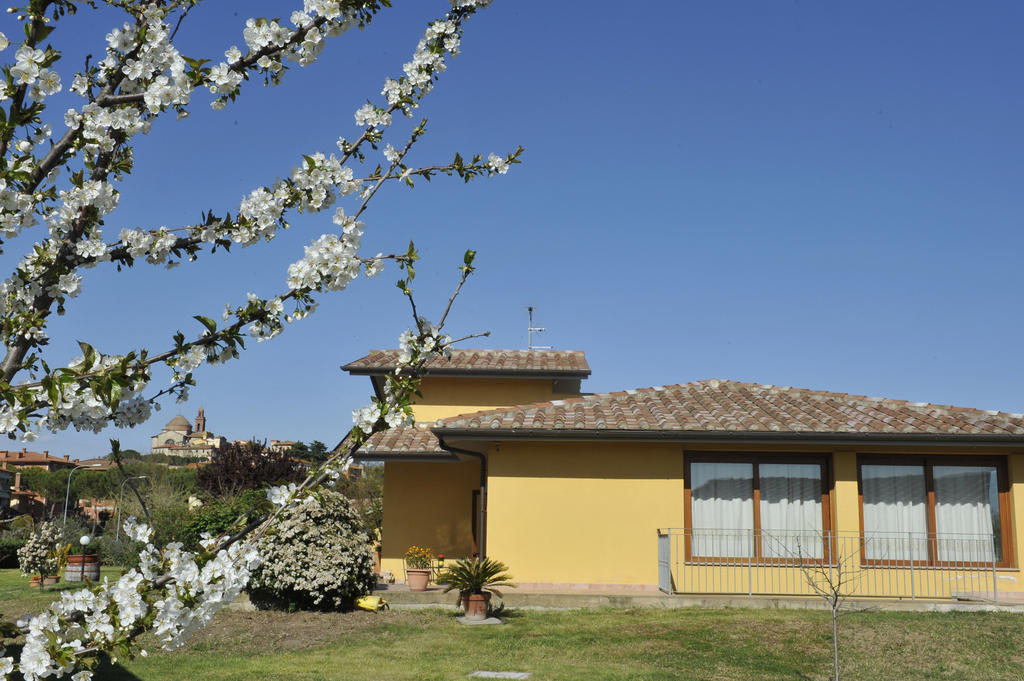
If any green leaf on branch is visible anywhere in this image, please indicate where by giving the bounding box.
[77,341,95,371]
[194,315,217,334]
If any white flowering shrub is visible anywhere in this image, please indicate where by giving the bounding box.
[248,490,375,610]
[16,521,62,580]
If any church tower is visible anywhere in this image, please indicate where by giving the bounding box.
[195,407,206,434]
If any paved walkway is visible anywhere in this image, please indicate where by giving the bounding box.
[371,583,1024,613]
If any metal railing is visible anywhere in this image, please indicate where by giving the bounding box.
[657,528,1000,602]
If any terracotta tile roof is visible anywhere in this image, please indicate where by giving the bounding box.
[0,449,80,467]
[350,424,452,460]
[432,379,1024,440]
[342,349,590,378]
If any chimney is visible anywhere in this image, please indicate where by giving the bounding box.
[63,454,69,461]
[43,450,48,456]
[17,451,23,459]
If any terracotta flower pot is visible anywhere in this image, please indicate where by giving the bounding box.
[461,592,491,620]
[43,575,59,586]
[406,567,431,592]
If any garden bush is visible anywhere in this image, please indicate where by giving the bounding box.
[184,489,266,548]
[17,521,63,579]
[0,536,26,569]
[248,489,375,611]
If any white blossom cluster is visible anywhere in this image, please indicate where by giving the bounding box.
[350,324,449,434]
[377,13,470,120]
[289,152,360,213]
[286,210,363,292]
[249,490,375,610]
[38,352,153,435]
[0,177,39,239]
[8,518,260,681]
[221,4,360,100]
[9,45,61,103]
[266,482,299,507]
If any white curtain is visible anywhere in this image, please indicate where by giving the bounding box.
[861,465,928,561]
[691,462,753,558]
[759,463,823,559]
[933,466,998,563]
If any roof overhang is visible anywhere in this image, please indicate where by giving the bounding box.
[431,428,1024,449]
[352,451,460,463]
[346,366,591,380]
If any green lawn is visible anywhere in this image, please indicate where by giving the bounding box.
[2,570,1022,680]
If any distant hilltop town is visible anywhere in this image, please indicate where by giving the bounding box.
[150,408,227,460]
[150,408,297,461]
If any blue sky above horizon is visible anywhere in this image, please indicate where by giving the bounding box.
[3,1,1022,458]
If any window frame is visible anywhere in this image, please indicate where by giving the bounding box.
[683,453,833,565]
[856,454,1014,569]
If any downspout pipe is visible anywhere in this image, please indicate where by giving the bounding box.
[437,439,487,559]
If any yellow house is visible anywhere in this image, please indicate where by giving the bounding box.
[345,349,1024,602]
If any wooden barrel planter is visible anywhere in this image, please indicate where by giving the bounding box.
[64,554,100,582]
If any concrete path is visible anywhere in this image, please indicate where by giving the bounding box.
[370,583,1024,613]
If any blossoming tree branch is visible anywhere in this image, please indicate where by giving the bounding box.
[0,0,518,678]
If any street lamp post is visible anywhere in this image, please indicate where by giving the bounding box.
[116,475,148,541]
[62,463,103,532]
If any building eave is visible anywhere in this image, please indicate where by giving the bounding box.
[430,427,1024,448]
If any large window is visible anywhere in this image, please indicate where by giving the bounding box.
[858,456,1011,567]
[684,455,831,561]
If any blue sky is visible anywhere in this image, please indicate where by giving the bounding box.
[4,1,1023,458]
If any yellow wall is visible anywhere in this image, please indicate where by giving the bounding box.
[481,442,1024,592]
[378,375,579,580]
[832,451,860,534]
[379,460,480,579]
[1009,453,1024,582]
[411,377,577,423]
[487,441,684,587]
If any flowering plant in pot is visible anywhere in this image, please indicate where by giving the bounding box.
[403,545,435,592]
[438,557,514,620]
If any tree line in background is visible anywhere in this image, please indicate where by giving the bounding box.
[2,440,384,568]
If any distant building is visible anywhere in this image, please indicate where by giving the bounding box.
[0,449,82,518]
[0,448,81,471]
[268,440,297,454]
[0,467,11,516]
[150,408,226,461]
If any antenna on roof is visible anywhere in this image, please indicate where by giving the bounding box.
[527,306,552,351]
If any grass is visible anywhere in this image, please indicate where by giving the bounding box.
[0,566,122,620]
[2,569,1023,680]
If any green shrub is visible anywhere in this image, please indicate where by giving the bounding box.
[0,536,26,569]
[96,534,145,569]
[184,489,266,548]
[248,489,375,611]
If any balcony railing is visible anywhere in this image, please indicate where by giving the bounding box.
[657,529,1002,602]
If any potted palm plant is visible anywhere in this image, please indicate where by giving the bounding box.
[438,557,514,620]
